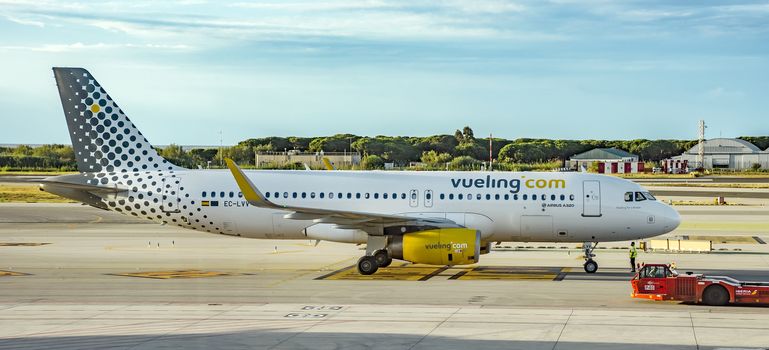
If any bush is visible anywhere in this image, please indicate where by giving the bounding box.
[449,156,480,170]
[361,155,385,170]
[752,163,762,171]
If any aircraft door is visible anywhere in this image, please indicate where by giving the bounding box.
[424,189,433,207]
[161,176,180,213]
[582,180,601,217]
[409,189,419,207]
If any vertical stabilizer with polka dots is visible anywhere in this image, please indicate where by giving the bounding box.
[53,67,183,173]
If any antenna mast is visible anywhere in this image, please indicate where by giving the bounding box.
[697,120,706,169]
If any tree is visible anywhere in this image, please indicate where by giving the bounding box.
[462,126,475,141]
[752,163,762,171]
[454,142,488,160]
[420,150,452,167]
[449,156,480,170]
[361,155,384,169]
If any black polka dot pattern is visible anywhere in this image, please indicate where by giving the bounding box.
[52,67,182,173]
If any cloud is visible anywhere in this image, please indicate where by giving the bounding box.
[706,86,744,98]
[0,42,192,52]
[4,14,45,27]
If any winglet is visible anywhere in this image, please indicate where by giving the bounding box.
[322,157,335,170]
[224,158,276,208]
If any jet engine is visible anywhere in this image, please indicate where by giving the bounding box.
[388,228,481,265]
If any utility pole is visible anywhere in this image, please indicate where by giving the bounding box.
[218,130,223,167]
[698,120,706,169]
[489,133,493,171]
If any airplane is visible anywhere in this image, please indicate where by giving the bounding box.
[42,67,681,275]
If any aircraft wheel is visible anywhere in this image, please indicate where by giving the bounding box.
[702,285,729,306]
[357,256,379,275]
[584,260,598,274]
[373,250,392,268]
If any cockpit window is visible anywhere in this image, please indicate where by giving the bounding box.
[643,192,656,200]
[634,192,646,201]
[624,192,633,202]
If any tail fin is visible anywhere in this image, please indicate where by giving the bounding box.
[52,67,182,173]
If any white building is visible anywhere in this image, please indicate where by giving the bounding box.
[669,138,769,171]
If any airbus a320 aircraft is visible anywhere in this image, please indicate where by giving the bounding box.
[43,67,680,275]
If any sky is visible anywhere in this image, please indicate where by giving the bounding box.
[0,0,768,146]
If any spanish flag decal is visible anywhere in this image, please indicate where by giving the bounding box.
[202,201,210,206]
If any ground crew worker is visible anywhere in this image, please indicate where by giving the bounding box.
[630,242,638,272]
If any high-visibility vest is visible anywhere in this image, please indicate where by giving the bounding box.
[630,246,638,258]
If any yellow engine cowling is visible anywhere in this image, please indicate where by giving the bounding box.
[389,228,481,265]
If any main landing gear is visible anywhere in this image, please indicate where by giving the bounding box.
[357,249,392,275]
[583,242,599,274]
[357,235,392,275]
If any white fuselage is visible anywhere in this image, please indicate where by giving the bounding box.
[106,169,680,243]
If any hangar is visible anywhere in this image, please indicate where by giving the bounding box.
[666,138,769,171]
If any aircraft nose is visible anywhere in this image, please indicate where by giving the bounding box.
[662,204,681,232]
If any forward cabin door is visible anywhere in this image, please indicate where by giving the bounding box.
[582,180,601,217]
[409,189,419,207]
[162,176,180,213]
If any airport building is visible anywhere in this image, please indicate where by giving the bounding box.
[666,138,769,172]
[256,150,361,168]
[568,148,644,174]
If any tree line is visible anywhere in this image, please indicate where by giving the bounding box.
[2,127,767,171]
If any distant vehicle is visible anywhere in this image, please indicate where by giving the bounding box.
[652,167,662,174]
[631,263,769,306]
[42,67,680,275]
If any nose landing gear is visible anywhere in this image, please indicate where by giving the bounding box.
[583,242,599,273]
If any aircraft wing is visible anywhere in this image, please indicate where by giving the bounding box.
[225,159,458,231]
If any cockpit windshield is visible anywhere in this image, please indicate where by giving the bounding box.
[644,192,656,200]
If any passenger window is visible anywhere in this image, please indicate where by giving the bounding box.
[339,192,343,199]
[532,194,537,200]
[238,192,243,198]
[330,192,335,199]
[211,192,216,198]
[495,194,500,200]
[425,193,431,200]
[449,194,454,200]
[523,194,528,200]
[265,192,271,198]
[202,192,207,198]
[392,193,397,199]
[560,194,565,200]
[229,191,234,198]
[347,193,352,199]
[401,193,406,199]
[283,192,288,198]
[356,193,361,199]
[504,194,509,200]
[551,194,556,200]
[365,193,370,199]
[476,194,481,200]
[301,192,307,198]
[458,194,464,200]
[374,193,379,199]
[624,192,633,202]
[411,192,417,200]
[310,192,316,198]
[466,194,471,200]
[274,192,279,198]
[569,194,575,200]
[220,192,225,198]
[635,192,646,201]
[514,194,519,200]
[440,194,445,200]
[383,193,388,199]
[320,192,325,199]
[292,192,297,198]
[486,194,491,200]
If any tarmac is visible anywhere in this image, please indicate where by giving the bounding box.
[1,202,768,349]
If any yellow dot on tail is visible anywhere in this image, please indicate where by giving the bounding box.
[91,104,100,113]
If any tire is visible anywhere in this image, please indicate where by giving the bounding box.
[702,285,729,306]
[357,256,379,275]
[373,250,392,268]
[584,260,598,274]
